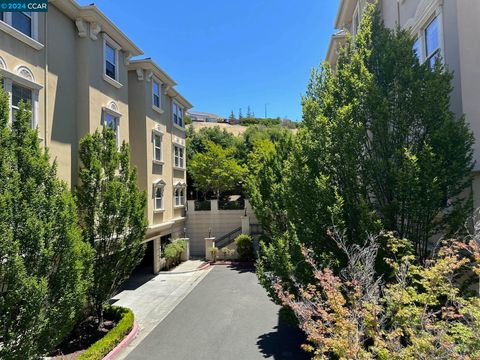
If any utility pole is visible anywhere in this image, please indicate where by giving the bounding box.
[264,103,269,118]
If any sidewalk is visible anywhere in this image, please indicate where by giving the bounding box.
[112,260,212,359]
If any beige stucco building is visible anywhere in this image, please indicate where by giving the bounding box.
[0,0,192,272]
[328,0,480,207]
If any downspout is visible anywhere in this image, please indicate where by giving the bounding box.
[44,11,48,146]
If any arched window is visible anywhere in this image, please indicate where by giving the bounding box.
[153,180,166,211]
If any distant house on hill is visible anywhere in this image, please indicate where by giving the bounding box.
[188,111,225,123]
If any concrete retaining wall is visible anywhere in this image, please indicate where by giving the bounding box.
[186,200,258,257]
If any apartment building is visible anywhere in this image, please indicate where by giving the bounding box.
[327,0,480,207]
[0,0,192,273]
[128,59,192,272]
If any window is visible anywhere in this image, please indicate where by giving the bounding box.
[173,102,184,127]
[103,112,119,144]
[425,16,440,68]
[413,38,421,60]
[154,186,164,211]
[174,187,185,207]
[152,80,161,109]
[11,83,32,124]
[105,42,117,80]
[153,133,162,162]
[174,145,184,168]
[12,12,32,37]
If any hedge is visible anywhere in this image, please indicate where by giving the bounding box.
[78,306,134,360]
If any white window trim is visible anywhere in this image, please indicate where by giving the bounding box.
[173,143,186,170]
[0,12,43,50]
[152,78,164,114]
[1,67,42,128]
[103,34,123,88]
[173,184,187,208]
[102,105,122,146]
[172,101,185,130]
[153,180,166,212]
[152,130,164,164]
[406,3,444,66]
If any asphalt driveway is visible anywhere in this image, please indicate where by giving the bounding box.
[126,265,309,360]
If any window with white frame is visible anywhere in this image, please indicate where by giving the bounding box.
[425,16,440,68]
[152,80,161,109]
[154,183,164,211]
[11,83,32,123]
[153,132,163,162]
[103,112,119,144]
[174,187,186,207]
[1,12,36,38]
[174,145,185,168]
[172,102,184,127]
[105,42,117,80]
[413,37,421,60]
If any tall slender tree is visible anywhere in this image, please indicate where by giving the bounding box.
[76,127,147,325]
[255,5,474,300]
[0,88,92,359]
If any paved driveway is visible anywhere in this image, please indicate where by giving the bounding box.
[126,265,309,360]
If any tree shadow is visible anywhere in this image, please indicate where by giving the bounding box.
[257,310,310,359]
[226,262,256,274]
[115,265,156,292]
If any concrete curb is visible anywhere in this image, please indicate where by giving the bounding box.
[103,321,139,360]
[156,261,210,275]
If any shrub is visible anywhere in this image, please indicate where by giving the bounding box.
[164,239,187,268]
[235,234,254,261]
[221,247,235,260]
[78,306,134,360]
[208,246,219,262]
[272,226,480,359]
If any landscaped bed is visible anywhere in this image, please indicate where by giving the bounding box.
[49,306,134,360]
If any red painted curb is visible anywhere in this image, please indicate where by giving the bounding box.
[102,321,139,360]
[197,262,211,270]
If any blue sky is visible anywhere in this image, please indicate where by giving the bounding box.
[78,0,339,120]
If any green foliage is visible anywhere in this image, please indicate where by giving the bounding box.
[273,230,480,359]
[189,140,247,198]
[0,88,92,358]
[76,127,147,323]
[221,247,235,260]
[254,5,474,302]
[208,246,219,262]
[78,306,134,360]
[235,234,254,261]
[186,125,239,163]
[164,239,187,268]
[184,114,192,125]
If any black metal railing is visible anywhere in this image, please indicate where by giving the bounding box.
[218,198,245,210]
[215,227,242,249]
[194,200,211,211]
[250,224,264,235]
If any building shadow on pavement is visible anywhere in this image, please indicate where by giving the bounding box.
[257,309,310,359]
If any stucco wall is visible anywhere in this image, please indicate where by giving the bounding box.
[186,200,259,257]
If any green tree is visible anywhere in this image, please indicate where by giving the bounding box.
[0,90,92,358]
[189,140,247,198]
[76,127,147,324]
[229,110,236,122]
[255,6,474,301]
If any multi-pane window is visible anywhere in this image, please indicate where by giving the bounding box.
[154,186,164,211]
[425,16,440,68]
[103,112,119,144]
[12,12,32,37]
[174,145,184,168]
[152,80,161,109]
[174,188,185,207]
[105,43,117,80]
[172,102,184,127]
[413,38,421,60]
[11,83,32,123]
[153,133,162,162]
